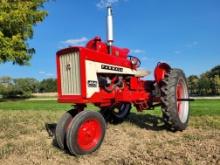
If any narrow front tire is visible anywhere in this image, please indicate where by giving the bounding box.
[55,110,78,150]
[66,111,106,155]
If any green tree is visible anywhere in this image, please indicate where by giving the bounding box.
[187,75,199,96]
[14,78,39,97]
[0,76,13,85]
[0,0,48,65]
[212,75,220,95]
[198,73,211,96]
[210,65,220,77]
[39,78,57,92]
[206,65,220,95]
[0,76,14,97]
[187,65,220,96]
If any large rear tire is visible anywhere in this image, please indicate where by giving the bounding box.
[160,69,190,131]
[66,111,106,155]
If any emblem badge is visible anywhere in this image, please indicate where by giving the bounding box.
[66,63,71,71]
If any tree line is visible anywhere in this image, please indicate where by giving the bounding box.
[0,77,56,98]
[187,65,220,96]
[0,65,219,98]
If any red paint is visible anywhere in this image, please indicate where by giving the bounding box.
[56,37,172,111]
[79,51,87,98]
[77,118,102,151]
[176,80,183,113]
[130,77,139,90]
[82,48,131,68]
[154,62,171,83]
[86,37,129,59]
[56,54,62,98]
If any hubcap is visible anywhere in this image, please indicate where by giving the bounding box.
[176,79,189,123]
[77,119,102,151]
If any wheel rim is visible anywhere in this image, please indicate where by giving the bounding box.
[77,119,102,151]
[112,104,130,118]
[176,79,189,123]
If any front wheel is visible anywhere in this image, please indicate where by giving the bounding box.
[66,111,106,155]
[55,109,79,150]
[160,69,190,131]
[100,103,131,124]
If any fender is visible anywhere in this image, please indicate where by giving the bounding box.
[154,62,171,83]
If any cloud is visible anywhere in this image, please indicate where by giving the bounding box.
[131,49,145,54]
[172,41,199,55]
[39,71,55,78]
[186,41,199,48]
[96,0,127,9]
[39,71,46,74]
[62,37,88,46]
[45,73,55,77]
[174,50,181,54]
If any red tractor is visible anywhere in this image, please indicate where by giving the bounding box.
[55,6,190,156]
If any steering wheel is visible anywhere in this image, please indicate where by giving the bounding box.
[128,55,141,68]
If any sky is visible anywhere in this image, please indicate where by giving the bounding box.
[0,0,219,80]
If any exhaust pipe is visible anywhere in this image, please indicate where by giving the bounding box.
[107,6,114,54]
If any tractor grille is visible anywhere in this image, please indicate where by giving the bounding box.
[59,51,81,95]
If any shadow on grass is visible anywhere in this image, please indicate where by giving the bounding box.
[45,123,56,137]
[125,112,168,131]
[45,113,169,138]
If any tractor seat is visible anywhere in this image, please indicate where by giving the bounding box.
[135,69,151,77]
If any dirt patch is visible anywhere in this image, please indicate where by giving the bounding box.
[32,93,57,97]
[0,110,219,165]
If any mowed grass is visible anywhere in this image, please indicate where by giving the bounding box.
[0,99,96,111]
[0,99,71,111]
[190,99,220,116]
[0,99,219,164]
[0,99,219,131]
[0,99,219,115]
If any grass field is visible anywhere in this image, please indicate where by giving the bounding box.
[0,99,219,165]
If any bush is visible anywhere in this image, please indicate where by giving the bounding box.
[0,77,39,98]
[13,78,39,97]
[39,78,57,93]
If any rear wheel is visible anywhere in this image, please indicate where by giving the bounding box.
[160,69,189,131]
[55,109,78,150]
[66,111,106,155]
[100,103,131,123]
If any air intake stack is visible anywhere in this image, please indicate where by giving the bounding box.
[107,6,114,54]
